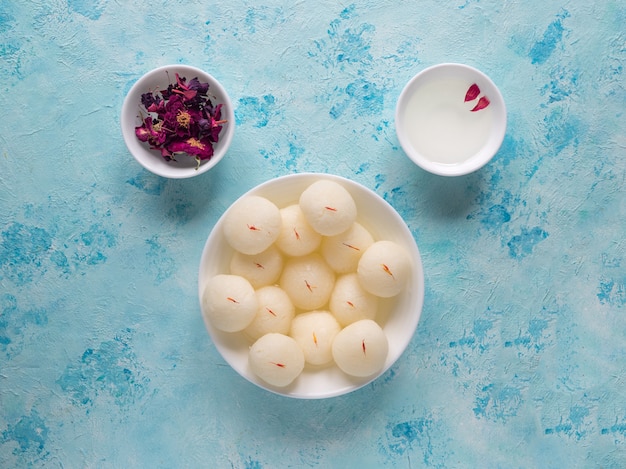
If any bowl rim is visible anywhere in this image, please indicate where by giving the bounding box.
[121,64,235,179]
[395,62,507,177]
[197,172,425,399]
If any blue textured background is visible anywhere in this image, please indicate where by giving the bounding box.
[1,1,625,467]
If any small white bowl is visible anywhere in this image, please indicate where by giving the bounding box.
[395,63,506,176]
[197,173,425,399]
[121,64,235,179]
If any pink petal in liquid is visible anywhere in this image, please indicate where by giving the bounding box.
[464,83,481,102]
[470,96,490,112]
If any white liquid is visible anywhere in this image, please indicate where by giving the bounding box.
[403,78,493,164]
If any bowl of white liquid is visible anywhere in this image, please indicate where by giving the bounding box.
[395,63,506,176]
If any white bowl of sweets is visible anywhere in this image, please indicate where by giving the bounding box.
[198,173,424,398]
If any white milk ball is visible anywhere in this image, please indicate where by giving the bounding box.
[244,286,295,341]
[299,180,357,236]
[275,204,322,257]
[202,274,258,332]
[229,245,283,289]
[223,195,281,255]
[357,240,411,298]
[279,253,335,310]
[320,222,375,273]
[290,311,341,366]
[329,273,379,327]
[249,333,305,387]
[332,319,389,377]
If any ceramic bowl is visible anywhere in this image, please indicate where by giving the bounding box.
[121,64,234,179]
[395,63,506,176]
[197,173,425,399]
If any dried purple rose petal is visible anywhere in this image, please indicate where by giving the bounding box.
[167,137,214,159]
[135,117,166,146]
[188,77,209,94]
[146,99,165,114]
[140,92,158,109]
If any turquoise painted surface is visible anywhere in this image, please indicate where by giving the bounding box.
[1,0,625,467]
